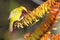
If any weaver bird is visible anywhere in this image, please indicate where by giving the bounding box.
[8,6,27,32]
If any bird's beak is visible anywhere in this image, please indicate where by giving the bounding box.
[24,8,27,12]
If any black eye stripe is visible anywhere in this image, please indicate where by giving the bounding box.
[22,10,27,14]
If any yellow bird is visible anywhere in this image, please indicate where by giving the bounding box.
[8,6,27,32]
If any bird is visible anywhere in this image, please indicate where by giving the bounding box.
[8,6,27,32]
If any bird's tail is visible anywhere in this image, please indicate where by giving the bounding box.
[9,20,14,32]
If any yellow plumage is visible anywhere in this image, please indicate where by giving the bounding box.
[8,6,27,32]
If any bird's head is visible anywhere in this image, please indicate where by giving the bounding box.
[19,6,28,15]
[20,6,27,12]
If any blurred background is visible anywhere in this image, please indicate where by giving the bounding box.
[0,0,60,40]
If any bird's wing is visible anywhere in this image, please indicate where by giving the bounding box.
[8,8,19,20]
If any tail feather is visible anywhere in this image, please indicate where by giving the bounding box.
[9,20,14,32]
